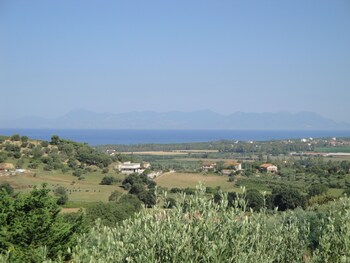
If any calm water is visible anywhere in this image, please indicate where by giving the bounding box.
[0,129,349,146]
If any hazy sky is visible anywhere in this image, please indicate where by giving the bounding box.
[1,0,349,122]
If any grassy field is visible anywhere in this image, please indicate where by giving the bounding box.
[0,167,126,203]
[123,150,218,156]
[154,172,239,192]
[315,147,350,153]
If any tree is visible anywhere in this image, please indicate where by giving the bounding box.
[270,187,306,211]
[31,146,44,159]
[0,185,83,261]
[50,135,60,145]
[86,194,142,227]
[129,183,146,195]
[0,182,14,195]
[54,186,68,205]
[20,136,29,143]
[41,140,49,147]
[0,152,7,163]
[72,168,84,177]
[308,184,328,197]
[108,190,123,202]
[138,190,156,208]
[246,189,264,211]
[100,176,116,185]
[10,134,20,141]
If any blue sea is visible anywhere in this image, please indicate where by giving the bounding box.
[1,129,350,146]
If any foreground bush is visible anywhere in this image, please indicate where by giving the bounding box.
[2,185,350,262]
[0,186,84,262]
[71,186,309,262]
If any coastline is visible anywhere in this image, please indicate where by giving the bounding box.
[1,128,350,146]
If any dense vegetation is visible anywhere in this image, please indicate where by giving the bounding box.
[1,134,350,261]
[97,137,350,155]
[69,186,350,262]
[1,185,350,262]
[0,134,115,180]
[0,185,84,262]
[97,139,314,154]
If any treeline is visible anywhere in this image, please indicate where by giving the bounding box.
[97,139,314,155]
[97,138,350,155]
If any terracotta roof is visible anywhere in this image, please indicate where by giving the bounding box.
[260,163,275,168]
[202,161,216,166]
[223,161,240,167]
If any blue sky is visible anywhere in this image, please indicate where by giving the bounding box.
[1,0,349,122]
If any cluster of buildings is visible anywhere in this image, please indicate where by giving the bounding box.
[202,161,242,175]
[202,161,278,174]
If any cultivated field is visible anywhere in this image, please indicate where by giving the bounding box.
[123,149,219,156]
[154,172,239,192]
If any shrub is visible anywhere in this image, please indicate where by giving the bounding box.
[0,182,14,195]
[41,140,49,147]
[0,185,84,261]
[246,189,264,211]
[54,186,68,205]
[100,176,116,185]
[270,186,306,211]
[108,190,122,202]
[10,134,20,141]
[71,185,309,262]
[86,194,142,227]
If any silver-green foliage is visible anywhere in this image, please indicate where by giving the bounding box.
[71,186,309,263]
[311,197,350,263]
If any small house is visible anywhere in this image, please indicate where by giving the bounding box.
[260,163,278,173]
[202,161,217,172]
[116,161,151,174]
[142,162,151,169]
[223,161,242,171]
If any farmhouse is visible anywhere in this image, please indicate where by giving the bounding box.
[223,161,242,171]
[260,163,278,173]
[116,161,150,174]
[202,161,216,172]
[218,161,242,175]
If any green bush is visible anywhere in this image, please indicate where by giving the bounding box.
[86,194,142,227]
[100,176,117,185]
[71,186,309,262]
[0,185,84,262]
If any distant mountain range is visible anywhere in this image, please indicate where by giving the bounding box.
[1,110,350,130]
